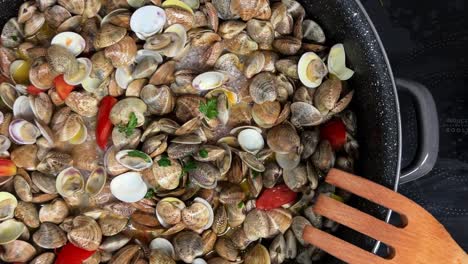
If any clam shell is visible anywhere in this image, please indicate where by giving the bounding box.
[110,172,147,203]
[98,214,128,236]
[33,222,67,249]
[150,237,175,258]
[249,72,277,104]
[290,102,322,127]
[13,95,35,121]
[192,71,227,91]
[51,31,86,56]
[64,57,92,86]
[173,231,204,263]
[1,18,24,48]
[328,43,355,80]
[0,192,17,221]
[105,36,137,68]
[31,171,57,194]
[189,161,219,189]
[8,119,41,145]
[130,6,166,40]
[266,123,300,154]
[0,219,26,244]
[156,197,185,227]
[56,167,84,198]
[298,52,328,89]
[68,215,102,251]
[0,240,36,262]
[115,149,153,171]
[237,128,264,154]
[0,82,17,110]
[86,167,107,196]
[181,197,214,231]
[39,199,69,224]
[94,24,126,49]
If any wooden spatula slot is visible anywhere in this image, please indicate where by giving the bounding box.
[302,169,468,264]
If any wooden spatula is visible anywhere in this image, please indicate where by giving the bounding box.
[302,169,468,264]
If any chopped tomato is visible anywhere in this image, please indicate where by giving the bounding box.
[54,75,75,100]
[96,96,117,150]
[27,85,44,95]
[256,184,297,210]
[54,243,95,264]
[320,119,347,150]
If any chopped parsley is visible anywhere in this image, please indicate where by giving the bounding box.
[157,154,171,167]
[237,201,245,209]
[118,112,138,137]
[199,148,208,158]
[145,188,155,199]
[127,150,151,163]
[182,160,197,174]
[251,170,260,179]
[10,35,17,42]
[199,98,218,119]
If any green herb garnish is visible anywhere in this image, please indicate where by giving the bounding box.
[237,201,245,208]
[127,150,151,163]
[145,188,155,199]
[10,35,17,41]
[252,170,260,179]
[199,148,208,158]
[157,154,171,167]
[118,112,138,137]
[182,160,197,174]
[199,98,218,119]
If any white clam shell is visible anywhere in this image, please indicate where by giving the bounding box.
[0,135,11,153]
[298,52,328,88]
[110,172,147,203]
[8,119,41,145]
[149,238,175,258]
[0,219,26,245]
[328,43,355,81]
[237,128,264,154]
[0,192,17,221]
[64,57,92,86]
[82,75,103,93]
[115,66,134,89]
[13,95,35,121]
[193,259,208,264]
[162,23,187,57]
[130,6,166,40]
[192,71,227,91]
[115,149,153,171]
[51,31,86,56]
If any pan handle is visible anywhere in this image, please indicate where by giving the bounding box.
[396,78,439,184]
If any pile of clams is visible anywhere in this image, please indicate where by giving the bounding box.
[0,0,358,263]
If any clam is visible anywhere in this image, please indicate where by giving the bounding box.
[219,184,245,205]
[94,23,127,49]
[115,149,153,171]
[215,237,239,262]
[90,51,114,81]
[291,216,312,246]
[86,167,107,196]
[175,95,205,122]
[56,167,85,198]
[160,24,188,57]
[110,98,147,127]
[68,215,103,251]
[100,234,132,252]
[290,102,322,127]
[101,8,131,28]
[131,6,166,40]
[32,171,57,194]
[243,209,270,241]
[0,219,26,244]
[273,36,301,55]
[10,60,31,85]
[105,36,137,68]
[0,83,17,110]
[230,0,259,21]
[51,31,86,56]
[30,252,56,264]
[244,51,265,79]
[245,244,271,264]
[84,0,101,18]
[115,65,135,89]
[271,3,293,35]
[0,48,15,80]
[173,231,204,263]
[156,197,185,227]
[140,85,175,116]
[0,240,36,262]
[165,7,194,30]
[14,175,32,202]
[276,58,299,79]
[145,155,181,190]
[1,18,23,48]
[267,123,300,154]
[300,129,320,159]
[64,58,93,86]
[238,151,265,172]
[110,172,147,202]
[276,151,301,171]
[133,50,163,79]
[99,214,128,236]
[14,201,40,228]
[33,222,67,248]
[56,113,87,144]
[150,237,175,258]
[39,199,69,224]
[284,230,297,259]
[212,205,228,234]
[150,250,176,264]
[224,32,258,55]
[29,93,53,125]
[237,128,264,154]
[246,19,274,49]
[24,12,45,37]
[45,5,72,28]
[58,0,84,14]
[303,19,325,43]
[37,151,73,175]
[219,20,245,39]
[141,134,167,158]
[182,197,214,231]
[47,44,79,75]
[328,43,354,80]
[312,140,335,172]
[192,71,228,91]
[252,101,281,128]
[109,244,141,264]
[249,72,277,104]
[266,208,293,235]
[8,119,41,145]
[270,234,286,264]
[0,192,17,221]
[57,15,83,32]
[298,52,328,88]
[189,161,219,189]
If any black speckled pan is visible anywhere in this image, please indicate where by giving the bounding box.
[0,0,402,263]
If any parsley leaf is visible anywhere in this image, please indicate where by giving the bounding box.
[182,160,197,174]
[118,112,138,137]
[157,154,171,167]
[145,188,155,199]
[199,98,218,119]
[251,170,260,179]
[127,150,151,163]
[10,35,17,41]
[199,148,208,158]
[237,201,245,208]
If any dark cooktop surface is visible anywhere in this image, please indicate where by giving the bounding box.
[361,0,468,250]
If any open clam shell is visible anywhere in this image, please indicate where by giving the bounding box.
[298,51,328,88]
[110,172,147,203]
[64,57,92,86]
[156,197,186,228]
[182,197,214,231]
[237,128,264,154]
[56,167,85,198]
[150,237,176,258]
[0,82,18,110]
[10,60,31,85]
[115,149,153,171]
[8,119,41,145]
[0,135,11,153]
[86,167,107,196]
[13,95,35,121]
[130,6,166,40]
[0,219,26,244]
[192,71,227,91]
[328,43,354,81]
[51,31,86,56]
[0,192,17,221]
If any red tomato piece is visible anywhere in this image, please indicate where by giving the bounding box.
[27,85,44,95]
[54,75,75,100]
[96,96,117,150]
[320,119,347,150]
[256,184,297,210]
[54,243,95,264]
